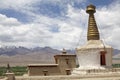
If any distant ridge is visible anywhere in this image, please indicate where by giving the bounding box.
[0,46,60,56]
[0,46,119,56]
[0,46,75,66]
[113,49,120,56]
[0,46,120,66]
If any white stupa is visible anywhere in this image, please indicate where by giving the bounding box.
[72,4,113,75]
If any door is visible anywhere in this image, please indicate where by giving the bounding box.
[100,51,106,66]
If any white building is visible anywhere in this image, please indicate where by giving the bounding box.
[72,4,113,75]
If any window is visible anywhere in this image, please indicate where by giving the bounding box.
[66,69,71,75]
[65,59,69,64]
[43,70,48,76]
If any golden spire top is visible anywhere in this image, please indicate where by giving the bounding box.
[86,4,100,40]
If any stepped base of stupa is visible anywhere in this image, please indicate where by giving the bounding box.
[71,68,120,75]
[13,71,120,80]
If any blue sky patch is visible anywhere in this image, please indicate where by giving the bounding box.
[0,0,114,23]
[87,0,113,7]
[34,1,67,18]
[0,9,31,23]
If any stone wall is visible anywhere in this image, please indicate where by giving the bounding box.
[28,64,61,76]
[54,55,76,75]
[28,54,76,76]
[14,73,120,80]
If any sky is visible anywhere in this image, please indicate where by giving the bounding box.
[0,0,120,50]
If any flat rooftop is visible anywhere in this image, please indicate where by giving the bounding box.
[28,64,58,67]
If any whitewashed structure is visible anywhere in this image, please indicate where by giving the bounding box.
[72,4,113,74]
[77,40,112,69]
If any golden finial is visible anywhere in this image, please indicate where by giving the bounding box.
[86,4,100,40]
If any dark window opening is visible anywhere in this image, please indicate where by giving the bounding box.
[65,59,69,64]
[100,51,106,66]
[66,69,71,75]
[43,70,48,76]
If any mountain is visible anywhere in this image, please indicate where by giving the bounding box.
[0,46,31,56]
[113,49,120,59]
[0,46,61,56]
[0,46,72,66]
[1,46,119,56]
[113,49,120,56]
[113,49,120,58]
[32,46,61,54]
[0,46,120,66]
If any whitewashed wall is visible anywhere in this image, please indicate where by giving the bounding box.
[76,40,113,69]
[76,48,112,69]
[105,48,113,67]
[77,49,101,69]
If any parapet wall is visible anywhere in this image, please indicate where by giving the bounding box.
[28,64,61,76]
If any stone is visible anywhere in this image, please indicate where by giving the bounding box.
[5,72,15,80]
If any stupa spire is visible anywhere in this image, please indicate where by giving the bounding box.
[86,4,100,40]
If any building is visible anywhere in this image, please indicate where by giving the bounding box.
[28,49,76,76]
[72,4,113,75]
[77,4,113,69]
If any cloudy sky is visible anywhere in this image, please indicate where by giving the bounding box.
[0,0,119,49]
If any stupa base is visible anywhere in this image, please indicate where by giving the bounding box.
[71,67,120,75]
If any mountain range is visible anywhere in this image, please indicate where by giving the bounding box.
[0,46,74,66]
[0,46,61,56]
[0,46,120,66]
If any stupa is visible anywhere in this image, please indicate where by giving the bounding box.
[72,4,113,74]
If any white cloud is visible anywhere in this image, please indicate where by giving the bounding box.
[0,0,38,10]
[0,3,85,49]
[0,14,21,26]
[0,0,86,18]
[0,0,120,50]
[95,1,120,49]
